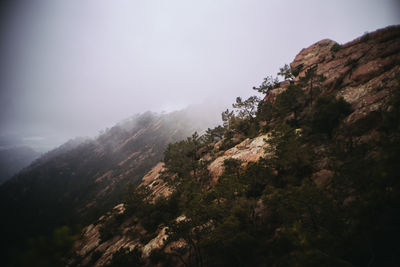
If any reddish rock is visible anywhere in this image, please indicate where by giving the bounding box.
[291,25,400,90]
[351,57,396,84]
[291,39,337,74]
[70,25,400,267]
[208,133,272,184]
[286,25,400,125]
[264,87,287,104]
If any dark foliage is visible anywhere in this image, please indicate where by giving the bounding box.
[144,65,400,266]
[0,111,204,266]
[330,43,341,52]
[275,84,306,121]
[4,62,400,266]
[311,95,352,137]
[106,247,142,267]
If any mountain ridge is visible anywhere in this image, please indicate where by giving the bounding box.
[0,108,220,265]
[66,25,400,267]
[2,25,400,267]
[0,145,40,185]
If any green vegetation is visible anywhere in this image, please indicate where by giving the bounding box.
[299,65,326,106]
[110,64,400,266]
[106,247,142,267]
[252,75,279,94]
[277,63,294,81]
[275,84,305,121]
[123,187,180,234]
[5,60,399,266]
[99,212,124,242]
[0,111,210,266]
[8,226,80,267]
[221,96,261,139]
[330,43,341,52]
[311,95,352,137]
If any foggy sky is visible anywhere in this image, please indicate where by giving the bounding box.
[1,0,399,151]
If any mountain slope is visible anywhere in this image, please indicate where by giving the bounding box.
[68,25,400,267]
[0,146,39,184]
[0,109,219,264]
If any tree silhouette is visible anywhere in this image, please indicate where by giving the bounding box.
[299,66,326,106]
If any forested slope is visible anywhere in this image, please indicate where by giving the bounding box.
[68,25,400,267]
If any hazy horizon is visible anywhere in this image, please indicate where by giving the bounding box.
[1,0,399,152]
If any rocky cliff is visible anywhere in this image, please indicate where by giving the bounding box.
[68,25,400,267]
[269,25,400,127]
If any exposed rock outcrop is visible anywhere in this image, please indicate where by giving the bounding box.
[140,162,172,201]
[208,134,271,183]
[266,25,400,127]
[71,25,400,267]
[291,26,400,89]
[72,205,138,267]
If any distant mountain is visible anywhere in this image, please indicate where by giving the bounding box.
[0,145,39,184]
[0,109,218,261]
[7,23,399,267]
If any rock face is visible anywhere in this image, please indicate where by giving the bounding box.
[291,39,338,76]
[71,134,273,266]
[267,25,400,127]
[291,26,400,89]
[72,204,139,267]
[71,200,185,267]
[140,162,172,201]
[70,162,178,267]
[208,134,271,183]
[71,25,400,267]
[141,227,169,258]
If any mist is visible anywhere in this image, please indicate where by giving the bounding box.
[0,0,399,152]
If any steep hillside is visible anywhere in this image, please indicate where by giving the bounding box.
[0,146,39,184]
[0,109,218,265]
[67,25,400,267]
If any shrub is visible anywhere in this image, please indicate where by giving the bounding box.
[256,101,274,122]
[99,216,122,242]
[275,84,305,120]
[330,43,341,52]
[311,96,352,137]
[106,247,142,267]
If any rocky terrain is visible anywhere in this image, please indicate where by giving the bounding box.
[67,26,400,267]
[290,26,399,124]
[0,109,219,266]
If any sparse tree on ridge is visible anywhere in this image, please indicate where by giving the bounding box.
[232,96,260,120]
[221,109,235,129]
[277,64,294,81]
[252,75,279,94]
[299,65,326,106]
